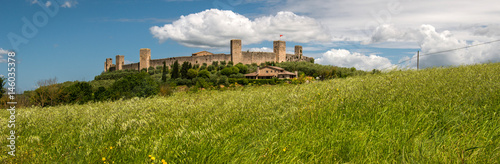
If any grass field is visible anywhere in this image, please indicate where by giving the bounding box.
[1,63,500,163]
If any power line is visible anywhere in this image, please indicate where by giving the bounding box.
[383,39,500,70]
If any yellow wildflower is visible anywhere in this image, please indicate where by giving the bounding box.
[110,146,113,150]
[102,157,106,161]
[151,157,156,160]
[283,147,286,152]
[149,155,152,157]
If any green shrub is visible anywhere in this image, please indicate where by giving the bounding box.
[108,72,159,100]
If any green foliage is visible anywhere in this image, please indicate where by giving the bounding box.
[207,65,215,71]
[197,70,210,79]
[162,61,167,82]
[220,67,233,76]
[94,71,138,80]
[235,63,248,74]
[93,87,109,102]
[220,60,226,66]
[108,72,159,100]
[187,69,198,79]
[0,77,5,98]
[5,63,500,163]
[171,60,180,79]
[60,81,93,104]
[181,62,190,79]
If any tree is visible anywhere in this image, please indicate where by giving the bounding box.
[198,70,210,79]
[0,77,5,99]
[220,67,234,76]
[235,63,248,74]
[171,60,180,79]
[181,62,190,79]
[60,82,93,104]
[162,61,167,82]
[187,69,198,79]
[220,61,226,66]
[109,72,159,99]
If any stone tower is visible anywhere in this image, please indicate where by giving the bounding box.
[274,41,286,63]
[139,48,151,71]
[295,45,303,59]
[230,39,242,64]
[116,55,124,71]
[105,58,113,72]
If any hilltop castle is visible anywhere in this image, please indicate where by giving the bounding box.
[104,39,313,72]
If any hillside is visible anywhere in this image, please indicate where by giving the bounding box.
[1,63,500,163]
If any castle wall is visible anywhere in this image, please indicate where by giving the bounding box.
[149,54,231,68]
[241,52,276,65]
[105,39,313,72]
[122,63,139,71]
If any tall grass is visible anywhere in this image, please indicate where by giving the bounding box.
[1,63,499,163]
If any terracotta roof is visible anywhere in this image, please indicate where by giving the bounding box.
[245,66,296,77]
[266,66,285,70]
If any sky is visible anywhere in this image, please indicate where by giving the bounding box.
[1,0,499,92]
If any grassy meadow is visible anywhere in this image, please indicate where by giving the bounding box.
[1,63,499,163]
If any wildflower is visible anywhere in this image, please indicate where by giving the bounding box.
[283,147,286,152]
[162,159,167,164]
[110,146,113,150]
[151,157,156,160]
[149,155,152,158]
[102,157,106,161]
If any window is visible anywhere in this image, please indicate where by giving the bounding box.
[266,71,268,73]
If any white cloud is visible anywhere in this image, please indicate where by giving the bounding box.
[315,49,393,71]
[367,24,500,68]
[247,47,273,52]
[150,9,330,48]
[60,0,77,8]
[271,0,500,41]
[0,48,9,63]
[124,60,134,64]
[474,25,500,37]
[45,1,51,7]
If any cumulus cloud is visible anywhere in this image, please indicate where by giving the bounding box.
[45,1,52,7]
[315,49,393,71]
[366,24,500,68]
[150,9,330,48]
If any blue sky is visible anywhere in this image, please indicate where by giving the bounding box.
[1,0,499,92]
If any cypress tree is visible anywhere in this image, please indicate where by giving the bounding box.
[161,61,167,82]
[171,60,180,79]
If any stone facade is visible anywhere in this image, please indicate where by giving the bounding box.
[104,39,313,72]
[116,55,124,71]
[139,48,151,71]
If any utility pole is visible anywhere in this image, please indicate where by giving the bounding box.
[417,51,420,70]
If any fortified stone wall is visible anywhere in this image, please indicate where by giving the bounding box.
[149,54,232,68]
[241,52,275,65]
[104,39,313,72]
[122,63,139,71]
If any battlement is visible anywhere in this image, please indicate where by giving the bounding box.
[104,39,311,72]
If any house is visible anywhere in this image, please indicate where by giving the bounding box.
[245,66,298,79]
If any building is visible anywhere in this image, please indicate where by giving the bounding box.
[104,39,313,72]
[245,66,298,79]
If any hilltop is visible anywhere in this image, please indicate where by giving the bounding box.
[1,63,499,163]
